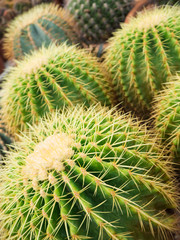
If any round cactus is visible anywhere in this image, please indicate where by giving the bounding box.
[154,77,180,162]
[65,0,134,44]
[1,43,115,134]
[3,3,79,60]
[105,5,180,115]
[0,106,178,239]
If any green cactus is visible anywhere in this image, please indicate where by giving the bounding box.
[0,120,13,161]
[3,3,79,60]
[105,6,180,115]
[0,105,178,240]
[154,77,180,162]
[1,43,115,134]
[65,0,134,44]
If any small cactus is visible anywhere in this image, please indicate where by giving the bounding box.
[65,0,134,44]
[154,77,180,162]
[0,106,178,239]
[3,3,79,60]
[1,43,114,134]
[105,5,180,115]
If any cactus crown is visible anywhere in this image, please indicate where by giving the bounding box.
[0,106,178,240]
[3,3,79,59]
[105,5,180,114]
[1,43,114,134]
[154,77,180,160]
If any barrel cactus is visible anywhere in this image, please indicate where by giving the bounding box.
[3,3,79,60]
[154,77,180,162]
[105,5,180,115]
[0,105,178,239]
[0,120,13,161]
[65,0,134,44]
[1,43,114,134]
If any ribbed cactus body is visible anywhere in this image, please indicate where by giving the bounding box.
[0,106,178,240]
[1,44,114,134]
[65,0,134,44]
[154,78,180,161]
[3,3,79,60]
[105,6,180,114]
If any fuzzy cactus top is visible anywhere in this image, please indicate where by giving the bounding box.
[0,105,178,240]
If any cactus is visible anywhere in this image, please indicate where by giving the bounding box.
[0,105,178,240]
[105,6,180,115]
[3,3,79,60]
[0,120,13,161]
[1,43,115,134]
[154,77,180,162]
[65,0,134,44]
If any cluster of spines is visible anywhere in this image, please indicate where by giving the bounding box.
[154,78,180,161]
[3,3,79,60]
[1,44,115,134]
[105,5,180,114]
[65,0,134,44]
[0,106,178,240]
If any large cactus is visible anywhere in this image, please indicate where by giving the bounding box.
[154,77,180,162]
[1,43,115,134]
[65,0,134,44]
[105,5,180,115]
[0,106,178,239]
[3,3,79,60]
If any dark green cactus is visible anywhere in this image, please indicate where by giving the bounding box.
[1,43,115,134]
[105,5,180,115]
[3,3,79,60]
[154,77,180,162]
[65,0,134,44]
[0,106,178,239]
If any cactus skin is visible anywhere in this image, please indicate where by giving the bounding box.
[3,3,79,60]
[105,6,180,115]
[65,0,134,44]
[0,106,178,240]
[1,43,115,134]
[154,78,180,163]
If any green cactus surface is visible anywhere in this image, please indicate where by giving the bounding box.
[65,0,134,44]
[105,6,180,115]
[3,3,79,60]
[0,106,178,240]
[154,77,180,162]
[1,43,115,134]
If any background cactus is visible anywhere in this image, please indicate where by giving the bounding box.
[0,120,13,161]
[3,3,79,60]
[0,106,178,240]
[105,6,180,115]
[1,43,115,134]
[154,77,180,162]
[65,0,134,44]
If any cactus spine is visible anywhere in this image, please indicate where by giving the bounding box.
[0,106,178,240]
[3,3,79,60]
[154,77,180,162]
[105,6,180,114]
[1,43,115,134]
[65,0,134,44]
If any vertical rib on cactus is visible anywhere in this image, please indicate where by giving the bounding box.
[154,77,180,163]
[105,6,180,115]
[0,106,178,239]
[3,3,79,60]
[1,43,115,134]
[65,0,134,44]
